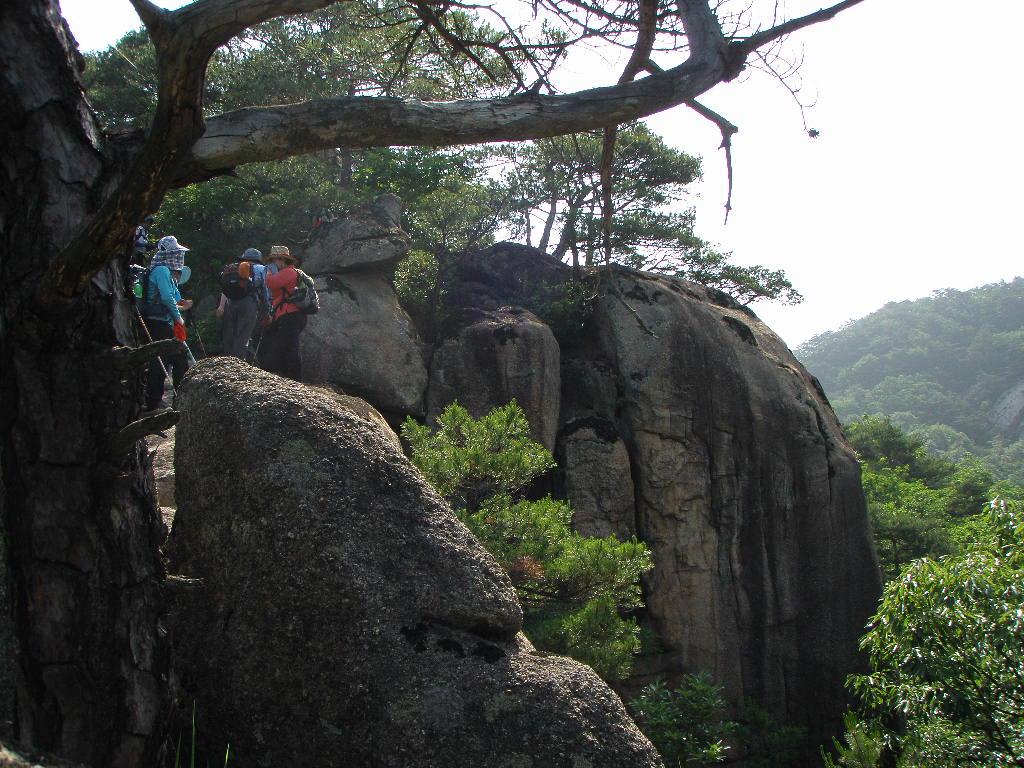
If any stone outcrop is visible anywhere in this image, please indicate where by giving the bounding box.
[149,427,175,509]
[445,242,572,311]
[302,271,428,416]
[165,358,663,768]
[296,195,427,416]
[239,196,880,760]
[579,270,881,751]
[430,248,882,760]
[300,193,410,274]
[0,742,84,768]
[427,308,561,451]
[558,418,636,540]
[990,380,1024,438]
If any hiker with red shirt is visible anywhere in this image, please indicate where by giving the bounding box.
[260,245,307,380]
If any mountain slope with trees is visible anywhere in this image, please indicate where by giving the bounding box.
[798,279,1024,483]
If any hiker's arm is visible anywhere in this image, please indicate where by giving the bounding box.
[216,293,227,318]
[265,266,296,291]
[154,268,183,323]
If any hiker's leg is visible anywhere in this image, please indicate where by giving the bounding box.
[221,300,239,357]
[247,323,263,365]
[144,318,172,408]
[235,297,258,360]
[169,350,189,391]
[280,313,307,381]
[259,319,283,376]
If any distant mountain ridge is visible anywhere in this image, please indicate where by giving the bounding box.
[797,278,1024,481]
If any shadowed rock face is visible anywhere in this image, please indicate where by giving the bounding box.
[165,358,663,768]
[431,247,882,760]
[581,270,881,747]
[427,307,561,451]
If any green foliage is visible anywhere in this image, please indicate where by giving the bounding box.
[798,279,1024,482]
[394,249,443,335]
[820,712,887,768]
[735,702,808,768]
[174,701,230,768]
[628,674,733,767]
[849,501,1024,766]
[499,124,801,305]
[402,401,652,681]
[401,402,555,511]
[847,415,1008,580]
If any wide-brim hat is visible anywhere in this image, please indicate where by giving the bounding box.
[157,235,190,254]
[242,247,263,263]
[269,244,298,264]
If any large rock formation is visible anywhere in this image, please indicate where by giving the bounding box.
[298,194,427,416]
[575,270,881,748]
[407,239,880,758]
[165,358,663,768]
[264,199,881,761]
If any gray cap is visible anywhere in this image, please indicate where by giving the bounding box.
[242,247,263,263]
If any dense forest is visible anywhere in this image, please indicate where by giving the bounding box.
[797,279,1024,483]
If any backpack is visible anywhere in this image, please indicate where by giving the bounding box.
[220,261,254,300]
[286,269,320,315]
[130,265,164,317]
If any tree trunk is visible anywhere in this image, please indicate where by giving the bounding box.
[537,196,559,253]
[0,2,167,765]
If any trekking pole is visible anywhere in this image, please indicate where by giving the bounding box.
[185,310,208,358]
[134,306,177,404]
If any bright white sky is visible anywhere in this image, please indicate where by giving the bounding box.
[60,0,1024,349]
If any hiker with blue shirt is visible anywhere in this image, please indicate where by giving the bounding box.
[141,235,193,412]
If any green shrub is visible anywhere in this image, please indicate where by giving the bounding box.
[628,674,733,766]
[402,400,652,681]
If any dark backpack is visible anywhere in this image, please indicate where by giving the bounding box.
[220,261,254,300]
[131,265,164,317]
[286,269,320,315]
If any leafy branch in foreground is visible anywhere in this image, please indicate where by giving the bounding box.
[844,499,1024,767]
[402,401,652,680]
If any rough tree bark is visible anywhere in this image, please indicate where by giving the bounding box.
[0,0,866,764]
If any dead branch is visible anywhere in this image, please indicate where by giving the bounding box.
[687,100,739,223]
[736,0,868,57]
[107,409,180,459]
[102,340,189,373]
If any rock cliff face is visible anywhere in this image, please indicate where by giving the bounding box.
[165,358,663,768]
[576,272,880,738]
[252,201,881,759]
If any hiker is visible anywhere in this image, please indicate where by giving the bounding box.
[140,235,193,411]
[129,214,155,264]
[260,245,306,380]
[216,247,269,360]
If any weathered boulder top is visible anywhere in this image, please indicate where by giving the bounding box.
[300,192,412,274]
[445,242,573,311]
[165,357,663,768]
